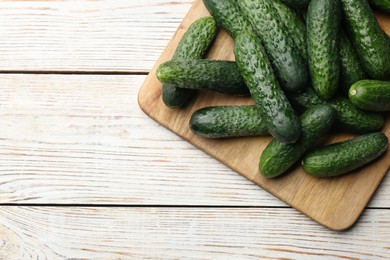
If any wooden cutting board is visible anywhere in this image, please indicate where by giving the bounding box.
[138,0,390,231]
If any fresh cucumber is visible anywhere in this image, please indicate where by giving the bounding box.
[349,80,390,111]
[238,0,308,93]
[157,59,249,95]
[234,31,301,143]
[203,0,252,38]
[339,31,367,94]
[272,0,308,61]
[190,106,269,138]
[330,97,384,134]
[342,0,390,79]
[303,132,388,177]
[287,88,384,133]
[281,0,311,9]
[162,17,217,108]
[307,0,341,100]
[260,103,336,178]
[369,0,390,13]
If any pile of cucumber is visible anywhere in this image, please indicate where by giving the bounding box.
[156,0,390,178]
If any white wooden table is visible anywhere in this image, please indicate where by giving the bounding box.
[0,1,388,258]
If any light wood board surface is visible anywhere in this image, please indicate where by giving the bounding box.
[138,0,390,231]
[0,0,389,258]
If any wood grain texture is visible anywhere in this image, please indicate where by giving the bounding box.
[0,207,389,259]
[138,0,390,230]
[0,0,193,72]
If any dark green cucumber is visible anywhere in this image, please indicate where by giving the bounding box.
[369,0,390,13]
[330,97,384,133]
[202,0,252,38]
[157,59,249,95]
[189,106,269,138]
[288,88,384,133]
[349,80,390,111]
[238,0,308,93]
[260,103,336,178]
[303,132,388,177]
[339,31,367,94]
[342,0,390,79]
[162,17,217,108]
[307,0,341,100]
[272,0,308,61]
[281,0,311,9]
[234,31,301,143]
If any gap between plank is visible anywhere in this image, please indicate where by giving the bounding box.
[0,70,149,76]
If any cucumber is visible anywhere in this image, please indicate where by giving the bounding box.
[157,59,249,95]
[272,0,308,61]
[260,103,336,178]
[303,132,388,177]
[307,0,341,100]
[330,97,384,134]
[281,0,311,9]
[202,0,252,38]
[339,31,367,94]
[238,0,308,93]
[162,17,217,108]
[369,0,390,13]
[190,106,269,138]
[349,80,390,111]
[341,0,390,79]
[287,88,384,133]
[234,31,301,143]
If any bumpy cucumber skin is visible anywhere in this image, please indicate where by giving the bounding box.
[162,17,217,108]
[288,88,384,133]
[190,106,269,138]
[203,0,252,38]
[238,0,308,93]
[281,0,311,9]
[370,0,390,13]
[339,31,367,94]
[260,103,336,178]
[288,87,324,114]
[307,0,341,100]
[234,32,301,144]
[331,97,384,134]
[342,0,390,79]
[349,80,390,111]
[157,59,249,95]
[272,0,308,61]
[303,132,388,177]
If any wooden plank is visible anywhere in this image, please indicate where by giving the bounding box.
[0,74,388,208]
[0,0,193,72]
[0,206,389,258]
[138,0,390,230]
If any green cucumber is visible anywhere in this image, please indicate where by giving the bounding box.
[303,132,388,177]
[190,106,269,138]
[162,17,217,108]
[330,97,385,134]
[260,103,336,178]
[342,0,390,79]
[202,0,252,38]
[339,31,367,94]
[238,0,308,93]
[157,59,249,95]
[369,0,390,13]
[281,0,311,9]
[307,0,341,100]
[349,80,390,111]
[288,88,384,133]
[272,0,308,61]
[234,31,301,143]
